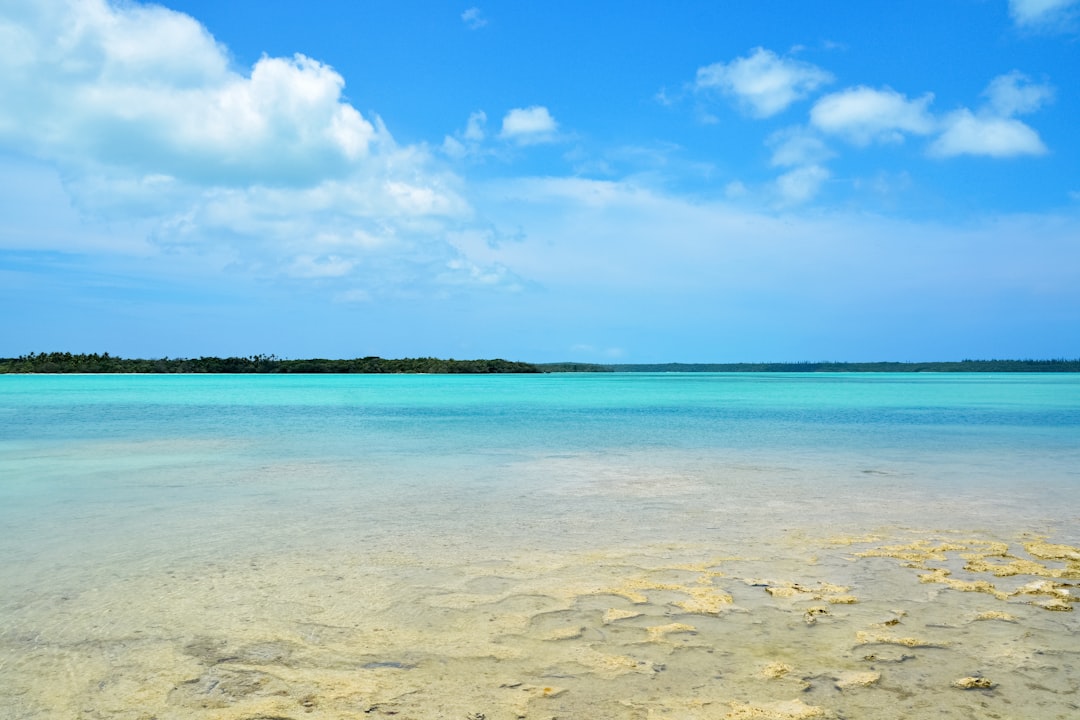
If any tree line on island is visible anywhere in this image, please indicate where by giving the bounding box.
[0,352,541,374]
[2,351,1080,375]
[2,352,1079,373]
[536,359,1080,373]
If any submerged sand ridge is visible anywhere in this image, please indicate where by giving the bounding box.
[2,532,1078,719]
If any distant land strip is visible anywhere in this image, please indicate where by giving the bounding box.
[0,353,540,374]
[1,353,1079,373]
[537,360,1080,372]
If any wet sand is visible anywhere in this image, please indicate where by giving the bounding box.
[3,525,1077,719]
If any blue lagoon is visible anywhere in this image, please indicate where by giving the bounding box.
[1,373,1079,718]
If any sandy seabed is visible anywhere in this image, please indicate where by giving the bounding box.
[2,527,1078,720]
[4,373,1080,717]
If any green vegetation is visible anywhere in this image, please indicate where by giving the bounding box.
[2,353,1078,374]
[0,352,541,374]
[536,359,1080,373]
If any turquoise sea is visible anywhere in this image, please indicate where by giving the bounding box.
[2,373,1079,719]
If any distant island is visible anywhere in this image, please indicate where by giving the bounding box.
[0,353,541,374]
[1,352,1079,373]
[536,360,1080,373]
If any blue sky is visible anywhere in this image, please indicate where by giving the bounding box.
[1,0,1079,362]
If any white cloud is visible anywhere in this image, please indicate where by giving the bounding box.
[695,47,833,118]
[928,72,1051,158]
[810,86,936,145]
[1009,0,1079,27]
[766,127,833,167]
[984,71,1053,116]
[500,106,558,144]
[441,110,490,159]
[930,110,1047,158]
[440,258,519,288]
[0,1,385,186]
[0,0,501,295]
[464,110,488,141]
[461,7,488,30]
[474,177,1080,319]
[441,135,467,159]
[775,165,830,204]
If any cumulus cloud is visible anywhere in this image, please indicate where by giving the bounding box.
[930,112,1047,158]
[1009,0,1079,27]
[695,47,833,118]
[805,73,1050,159]
[810,86,936,145]
[0,0,518,295]
[0,1,385,187]
[500,106,558,144]
[929,72,1052,158]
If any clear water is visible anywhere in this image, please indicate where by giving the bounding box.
[2,373,1079,719]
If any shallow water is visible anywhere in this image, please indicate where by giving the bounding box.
[1,373,1078,719]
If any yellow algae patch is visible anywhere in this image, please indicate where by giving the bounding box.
[604,577,653,603]
[646,622,697,642]
[817,582,850,594]
[954,540,1010,556]
[1013,579,1067,595]
[726,698,826,719]
[962,554,1063,578]
[826,533,885,546]
[602,576,733,615]
[677,585,734,614]
[917,567,1008,599]
[973,610,1017,622]
[855,630,944,648]
[758,662,793,679]
[952,676,996,690]
[1013,580,1076,611]
[568,646,653,676]
[855,540,968,565]
[834,670,880,689]
[1011,579,1078,608]
[751,580,853,604]
[603,607,642,624]
[1024,539,1080,562]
